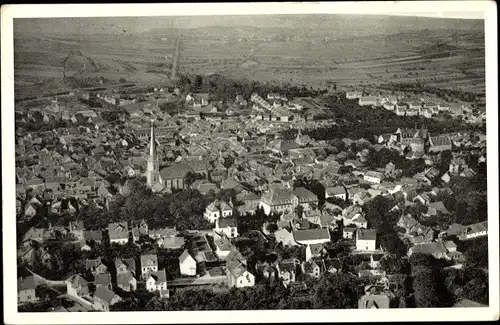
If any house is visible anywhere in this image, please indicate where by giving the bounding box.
[274,228,299,247]
[428,135,452,153]
[301,259,321,278]
[325,186,347,200]
[95,273,112,290]
[85,257,108,275]
[408,241,448,259]
[108,221,129,245]
[140,254,158,279]
[179,250,197,276]
[293,228,331,246]
[145,269,169,297]
[459,221,488,240]
[214,218,239,239]
[356,229,377,251]
[444,241,457,253]
[115,257,137,276]
[260,188,293,215]
[226,260,255,288]
[68,221,85,241]
[291,187,318,211]
[322,258,342,274]
[84,230,103,244]
[204,201,222,223]
[359,96,378,106]
[116,272,137,292]
[23,227,45,246]
[66,274,89,298]
[276,259,297,287]
[93,286,122,312]
[305,243,327,261]
[18,276,38,304]
[364,171,385,184]
[370,253,384,269]
[158,236,185,249]
[343,226,357,239]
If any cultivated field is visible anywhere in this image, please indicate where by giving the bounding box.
[13,15,485,100]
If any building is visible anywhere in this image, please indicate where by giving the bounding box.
[356,229,377,251]
[214,218,239,239]
[18,276,38,304]
[226,260,255,288]
[66,274,89,298]
[459,221,488,240]
[116,272,137,292]
[305,243,327,261]
[260,189,293,215]
[276,259,297,287]
[146,121,162,190]
[358,293,390,309]
[274,228,299,247]
[179,250,197,276]
[428,135,452,153]
[359,96,378,106]
[325,186,347,200]
[93,286,122,312]
[301,259,321,278]
[85,257,108,275]
[291,187,319,210]
[108,222,129,245]
[408,241,448,259]
[364,171,385,184]
[115,258,137,276]
[145,269,169,297]
[95,273,112,290]
[293,228,331,246]
[140,254,158,279]
[159,163,193,190]
[343,226,357,239]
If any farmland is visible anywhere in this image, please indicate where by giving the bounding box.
[13,15,485,100]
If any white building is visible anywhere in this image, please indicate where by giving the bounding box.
[356,229,377,251]
[179,250,197,276]
[140,254,158,279]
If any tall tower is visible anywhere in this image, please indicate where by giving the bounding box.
[146,120,160,189]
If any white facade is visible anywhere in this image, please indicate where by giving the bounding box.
[110,238,128,245]
[141,265,158,279]
[364,175,382,184]
[356,238,376,251]
[146,277,167,292]
[204,209,220,223]
[234,270,255,288]
[180,255,197,276]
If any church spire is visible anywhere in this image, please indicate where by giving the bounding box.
[149,119,156,158]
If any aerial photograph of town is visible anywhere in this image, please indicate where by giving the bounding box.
[8,3,492,316]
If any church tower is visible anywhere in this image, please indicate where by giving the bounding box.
[146,120,161,189]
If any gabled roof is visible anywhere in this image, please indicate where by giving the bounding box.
[160,163,193,180]
[357,229,377,241]
[429,135,451,147]
[293,228,330,242]
[218,218,237,228]
[146,269,167,283]
[18,276,37,291]
[95,273,112,286]
[179,249,195,263]
[94,286,117,304]
[140,254,158,268]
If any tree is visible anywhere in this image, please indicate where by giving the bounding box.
[313,273,364,309]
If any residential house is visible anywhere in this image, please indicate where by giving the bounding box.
[459,221,488,241]
[364,171,385,184]
[408,241,448,259]
[18,276,38,304]
[84,230,103,244]
[95,273,112,290]
[214,218,239,239]
[226,259,255,288]
[305,243,328,261]
[321,258,342,274]
[66,274,89,298]
[179,250,197,276]
[370,253,384,269]
[358,293,390,309]
[359,96,378,106]
[93,286,122,312]
[116,272,137,292]
[115,258,137,276]
[301,259,321,278]
[108,221,129,245]
[325,186,347,200]
[140,254,158,279]
[343,226,357,239]
[276,259,297,287]
[255,262,277,281]
[145,269,169,297]
[68,221,85,241]
[356,229,377,251]
[85,257,108,275]
[23,227,45,246]
[274,228,299,247]
[157,236,185,249]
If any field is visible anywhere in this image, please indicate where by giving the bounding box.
[13,15,485,100]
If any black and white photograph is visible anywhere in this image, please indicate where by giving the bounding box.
[2,2,498,323]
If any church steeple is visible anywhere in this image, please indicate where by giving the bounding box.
[146,119,161,189]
